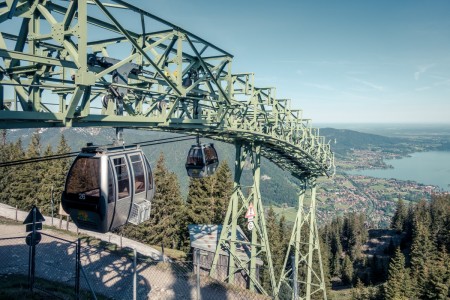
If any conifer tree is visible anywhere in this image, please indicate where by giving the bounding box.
[341,255,354,285]
[119,153,185,250]
[413,198,431,228]
[332,254,342,277]
[185,177,214,225]
[318,233,332,293]
[384,247,412,300]
[391,198,407,232]
[352,278,368,300]
[0,137,11,203]
[429,194,450,250]
[261,206,280,292]
[1,139,25,207]
[278,214,289,257]
[210,162,233,224]
[149,153,185,249]
[185,161,233,226]
[403,202,415,244]
[410,221,435,298]
[53,134,73,203]
[426,246,450,299]
[272,208,285,274]
[36,144,54,214]
[22,130,43,209]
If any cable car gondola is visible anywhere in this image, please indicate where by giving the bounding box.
[61,144,154,233]
[185,141,219,178]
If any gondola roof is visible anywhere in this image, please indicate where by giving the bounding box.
[80,144,141,154]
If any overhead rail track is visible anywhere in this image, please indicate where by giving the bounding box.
[0,0,334,297]
[0,0,334,180]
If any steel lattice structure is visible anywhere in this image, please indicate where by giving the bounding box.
[0,1,335,299]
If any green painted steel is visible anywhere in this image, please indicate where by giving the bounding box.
[210,142,277,295]
[0,1,335,298]
[277,181,327,300]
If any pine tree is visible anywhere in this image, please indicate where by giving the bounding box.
[410,221,435,299]
[332,253,342,277]
[278,214,289,259]
[210,162,233,224]
[403,202,415,245]
[36,144,55,214]
[413,199,431,229]
[384,247,412,300]
[318,233,332,293]
[21,130,43,210]
[429,194,450,250]
[0,138,11,203]
[342,213,365,260]
[261,206,280,292]
[426,246,450,299]
[352,278,368,300]
[341,254,354,285]
[0,139,25,207]
[119,153,185,250]
[391,198,407,232]
[53,134,73,207]
[185,177,214,225]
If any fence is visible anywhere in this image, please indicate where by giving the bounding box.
[0,232,83,298]
[0,231,272,299]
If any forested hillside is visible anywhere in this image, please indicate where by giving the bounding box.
[3,128,300,206]
[1,128,449,298]
[320,196,450,299]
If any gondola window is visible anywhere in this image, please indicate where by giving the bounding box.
[130,154,145,194]
[113,157,130,199]
[66,157,100,199]
[107,162,116,203]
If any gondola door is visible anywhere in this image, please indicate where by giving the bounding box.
[110,155,133,229]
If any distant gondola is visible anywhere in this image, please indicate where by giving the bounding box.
[61,144,154,233]
[185,143,219,178]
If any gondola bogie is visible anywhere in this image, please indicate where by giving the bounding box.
[185,143,219,178]
[61,144,154,233]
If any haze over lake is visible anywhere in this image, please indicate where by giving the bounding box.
[348,151,450,192]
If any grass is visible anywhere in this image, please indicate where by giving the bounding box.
[0,216,21,225]
[0,274,109,300]
[329,288,353,300]
[149,244,187,260]
[272,206,297,223]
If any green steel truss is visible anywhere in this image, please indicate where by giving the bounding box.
[210,141,277,295]
[0,1,335,298]
[277,181,327,300]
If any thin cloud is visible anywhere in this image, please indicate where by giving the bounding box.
[414,64,434,80]
[416,86,432,92]
[348,77,384,91]
[417,75,450,91]
[302,82,335,91]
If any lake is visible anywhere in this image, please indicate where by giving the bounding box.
[347,151,450,192]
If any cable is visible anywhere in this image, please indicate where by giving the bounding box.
[0,152,78,167]
[0,135,197,168]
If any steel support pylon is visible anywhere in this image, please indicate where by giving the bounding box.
[209,141,277,296]
[277,180,327,300]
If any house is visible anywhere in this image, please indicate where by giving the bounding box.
[188,224,263,289]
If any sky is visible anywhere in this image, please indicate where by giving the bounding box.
[135,0,450,124]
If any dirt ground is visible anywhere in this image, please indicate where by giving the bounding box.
[0,206,266,300]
